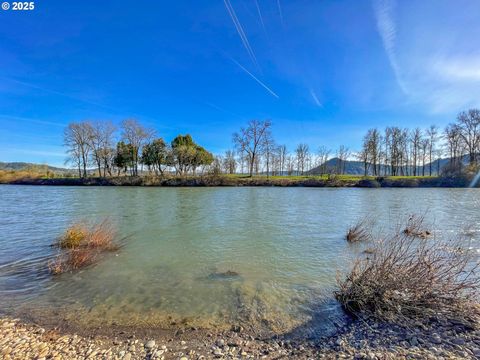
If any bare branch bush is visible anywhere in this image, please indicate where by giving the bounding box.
[403,214,432,239]
[336,217,480,326]
[346,217,375,243]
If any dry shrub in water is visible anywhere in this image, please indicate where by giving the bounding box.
[87,219,118,250]
[403,214,432,239]
[47,257,64,275]
[48,248,98,275]
[336,221,480,326]
[56,219,117,250]
[346,217,374,242]
[49,219,119,274]
[58,223,88,248]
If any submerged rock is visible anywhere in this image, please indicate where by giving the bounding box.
[207,270,241,281]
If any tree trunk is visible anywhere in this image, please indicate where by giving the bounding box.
[82,156,87,178]
[430,149,433,176]
[249,154,255,177]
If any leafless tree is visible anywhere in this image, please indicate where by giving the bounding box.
[358,140,370,176]
[65,145,82,178]
[223,150,237,174]
[263,132,276,177]
[121,119,155,176]
[286,155,295,175]
[64,122,94,178]
[361,129,381,176]
[410,128,422,176]
[336,145,350,174]
[278,145,287,175]
[444,123,464,173]
[370,129,382,175]
[316,146,331,175]
[420,138,429,176]
[295,143,309,175]
[457,109,480,165]
[426,125,439,176]
[232,119,272,177]
[89,121,117,177]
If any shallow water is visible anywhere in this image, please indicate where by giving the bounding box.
[0,186,479,337]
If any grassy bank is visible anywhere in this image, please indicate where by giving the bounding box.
[0,172,473,187]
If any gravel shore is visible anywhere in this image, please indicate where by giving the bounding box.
[1,316,479,359]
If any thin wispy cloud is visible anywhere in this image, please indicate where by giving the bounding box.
[0,114,66,127]
[277,0,285,28]
[0,76,164,125]
[433,55,480,81]
[0,76,119,111]
[5,148,65,157]
[230,58,279,99]
[310,89,322,107]
[223,0,259,69]
[370,1,480,114]
[416,56,480,113]
[372,0,408,95]
[205,102,246,120]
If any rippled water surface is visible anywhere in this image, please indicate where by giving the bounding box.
[0,185,479,336]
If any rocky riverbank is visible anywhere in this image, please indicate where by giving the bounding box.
[1,316,479,359]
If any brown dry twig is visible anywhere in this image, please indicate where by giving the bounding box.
[337,216,480,327]
[49,219,120,274]
[346,217,375,243]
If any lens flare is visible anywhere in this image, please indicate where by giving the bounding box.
[469,170,480,188]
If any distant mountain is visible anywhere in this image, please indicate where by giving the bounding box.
[308,158,367,175]
[0,162,71,173]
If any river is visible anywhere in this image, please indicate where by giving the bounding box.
[0,186,479,337]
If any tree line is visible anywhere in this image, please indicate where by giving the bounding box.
[64,119,213,178]
[64,108,480,178]
[223,109,480,177]
[224,119,351,177]
[358,109,480,176]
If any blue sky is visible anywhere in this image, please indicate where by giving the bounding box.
[1,0,479,167]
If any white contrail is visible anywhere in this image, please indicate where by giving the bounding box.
[310,89,322,107]
[0,114,66,127]
[1,76,161,124]
[223,0,259,69]
[254,0,267,34]
[372,0,408,94]
[277,0,285,28]
[230,58,279,98]
[205,102,246,120]
[0,76,120,111]
[224,0,258,66]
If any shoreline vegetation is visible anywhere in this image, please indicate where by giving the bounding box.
[3,108,480,189]
[0,172,474,188]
